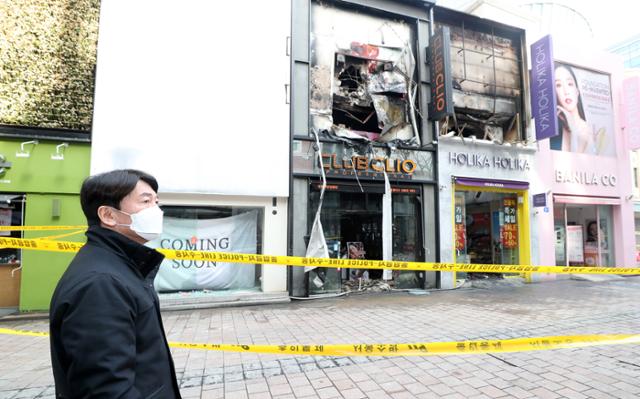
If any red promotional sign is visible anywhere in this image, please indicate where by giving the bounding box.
[455,224,466,251]
[454,202,466,251]
[501,198,518,249]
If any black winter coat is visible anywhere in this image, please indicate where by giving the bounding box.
[50,225,182,399]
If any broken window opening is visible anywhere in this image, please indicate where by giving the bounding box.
[310,2,420,146]
[332,53,410,139]
[443,110,521,144]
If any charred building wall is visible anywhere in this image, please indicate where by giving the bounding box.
[289,0,439,297]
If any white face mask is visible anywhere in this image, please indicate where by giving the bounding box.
[114,205,164,241]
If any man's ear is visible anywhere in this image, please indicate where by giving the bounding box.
[97,206,118,227]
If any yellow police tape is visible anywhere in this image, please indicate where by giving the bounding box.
[0,225,86,231]
[0,327,637,356]
[35,229,86,241]
[1,236,640,276]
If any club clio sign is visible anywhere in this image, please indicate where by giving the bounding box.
[321,154,417,177]
[530,35,559,141]
[428,26,454,121]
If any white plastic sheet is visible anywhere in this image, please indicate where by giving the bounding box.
[382,170,393,280]
[151,211,258,291]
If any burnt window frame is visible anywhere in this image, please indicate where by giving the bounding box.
[297,0,436,150]
[433,9,529,144]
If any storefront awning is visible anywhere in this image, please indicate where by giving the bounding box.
[553,195,621,206]
[453,177,529,190]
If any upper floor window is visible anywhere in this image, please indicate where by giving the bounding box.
[309,2,421,146]
[435,17,526,144]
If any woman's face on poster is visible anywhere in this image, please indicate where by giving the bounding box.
[589,222,598,238]
[555,66,579,112]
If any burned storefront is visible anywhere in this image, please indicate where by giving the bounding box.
[289,0,438,296]
[431,9,537,289]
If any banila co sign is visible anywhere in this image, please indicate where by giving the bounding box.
[555,169,617,187]
[530,35,559,141]
[428,26,454,121]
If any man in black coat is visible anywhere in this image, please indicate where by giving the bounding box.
[50,169,182,398]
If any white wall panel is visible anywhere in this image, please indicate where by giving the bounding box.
[91,0,290,196]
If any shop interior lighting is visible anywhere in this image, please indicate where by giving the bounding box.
[16,140,38,158]
[51,143,69,161]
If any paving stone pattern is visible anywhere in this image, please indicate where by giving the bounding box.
[1,277,639,398]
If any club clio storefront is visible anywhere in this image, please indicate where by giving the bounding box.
[291,141,437,295]
[531,36,635,275]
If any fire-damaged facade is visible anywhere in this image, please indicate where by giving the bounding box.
[433,8,536,289]
[289,0,533,296]
[289,0,439,297]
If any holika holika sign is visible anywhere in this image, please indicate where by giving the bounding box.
[448,152,530,171]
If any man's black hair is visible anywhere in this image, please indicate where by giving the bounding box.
[80,169,158,226]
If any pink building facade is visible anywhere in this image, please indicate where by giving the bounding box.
[534,44,635,279]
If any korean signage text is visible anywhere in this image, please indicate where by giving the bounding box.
[501,198,518,249]
[454,196,466,251]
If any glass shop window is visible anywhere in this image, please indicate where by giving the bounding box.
[454,189,520,280]
[151,206,263,292]
[553,203,615,267]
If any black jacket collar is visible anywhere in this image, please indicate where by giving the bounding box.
[85,225,165,279]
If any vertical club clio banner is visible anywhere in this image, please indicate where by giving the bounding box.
[428,26,454,121]
[150,210,258,292]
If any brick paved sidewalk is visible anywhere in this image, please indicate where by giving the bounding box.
[1,277,639,398]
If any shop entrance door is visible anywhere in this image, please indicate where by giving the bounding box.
[553,202,615,267]
[454,185,529,280]
[0,194,25,309]
[307,181,423,294]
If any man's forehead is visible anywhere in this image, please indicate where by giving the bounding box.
[131,181,157,196]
